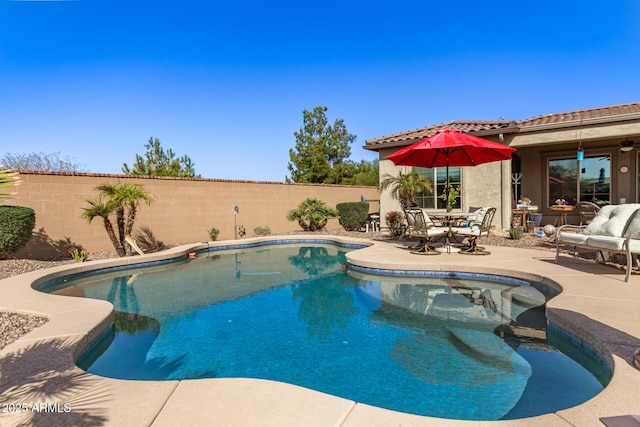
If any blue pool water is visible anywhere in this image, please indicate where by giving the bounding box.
[45,242,609,421]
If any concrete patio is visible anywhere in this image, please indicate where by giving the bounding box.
[1,236,639,426]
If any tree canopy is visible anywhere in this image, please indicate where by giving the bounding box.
[342,159,379,186]
[122,137,199,178]
[287,106,357,184]
[0,152,85,172]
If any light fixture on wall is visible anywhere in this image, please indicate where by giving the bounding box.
[576,113,584,161]
[620,138,636,152]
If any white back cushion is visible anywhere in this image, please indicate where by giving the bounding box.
[584,204,640,237]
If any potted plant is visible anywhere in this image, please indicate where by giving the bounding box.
[517,196,538,211]
[552,198,572,211]
[528,209,543,228]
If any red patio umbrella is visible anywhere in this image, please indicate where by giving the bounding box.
[385,128,516,211]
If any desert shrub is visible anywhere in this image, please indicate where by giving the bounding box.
[70,248,89,262]
[0,206,36,259]
[133,226,166,252]
[286,198,338,231]
[336,202,369,231]
[208,227,220,241]
[385,211,404,236]
[509,227,523,240]
[253,226,271,236]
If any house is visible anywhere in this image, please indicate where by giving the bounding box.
[364,102,640,230]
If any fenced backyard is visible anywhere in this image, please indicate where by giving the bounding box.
[5,171,379,258]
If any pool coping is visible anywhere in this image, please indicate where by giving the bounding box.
[1,235,639,426]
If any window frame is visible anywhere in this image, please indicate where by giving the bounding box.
[413,166,462,210]
[546,151,612,208]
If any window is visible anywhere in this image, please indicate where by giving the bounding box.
[413,166,461,209]
[548,155,610,207]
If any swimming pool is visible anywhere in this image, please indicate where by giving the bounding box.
[42,241,610,421]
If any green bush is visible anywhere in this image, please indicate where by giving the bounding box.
[208,227,220,241]
[509,227,523,240]
[336,202,369,231]
[70,248,89,262]
[0,206,36,259]
[286,198,338,231]
[253,226,271,236]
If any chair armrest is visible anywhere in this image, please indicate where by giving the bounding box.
[624,229,640,249]
[555,224,587,242]
[556,224,586,233]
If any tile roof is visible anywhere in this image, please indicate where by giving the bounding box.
[518,102,640,128]
[364,120,517,149]
[365,102,640,150]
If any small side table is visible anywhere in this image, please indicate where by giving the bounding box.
[551,205,573,226]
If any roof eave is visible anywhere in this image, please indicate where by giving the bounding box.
[518,112,640,133]
[364,125,518,151]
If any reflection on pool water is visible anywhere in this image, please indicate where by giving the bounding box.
[43,243,610,421]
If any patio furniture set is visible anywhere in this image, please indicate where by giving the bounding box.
[404,206,496,255]
[556,203,640,282]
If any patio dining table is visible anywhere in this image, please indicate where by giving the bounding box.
[424,211,474,253]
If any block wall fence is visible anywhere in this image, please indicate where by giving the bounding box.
[5,171,380,258]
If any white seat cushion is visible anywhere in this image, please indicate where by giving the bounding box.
[558,232,590,245]
[585,235,627,251]
[452,226,481,237]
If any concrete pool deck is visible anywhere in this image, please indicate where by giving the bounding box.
[1,235,639,426]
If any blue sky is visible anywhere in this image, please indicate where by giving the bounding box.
[1,1,639,182]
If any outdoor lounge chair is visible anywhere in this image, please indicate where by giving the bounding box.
[454,207,497,255]
[575,201,600,225]
[404,209,447,255]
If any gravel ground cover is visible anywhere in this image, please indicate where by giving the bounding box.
[0,230,558,351]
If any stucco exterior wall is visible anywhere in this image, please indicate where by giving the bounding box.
[508,131,637,226]
[377,148,510,230]
[4,172,379,258]
[378,148,407,227]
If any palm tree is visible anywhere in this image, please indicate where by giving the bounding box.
[96,184,126,249]
[98,183,154,248]
[0,167,20,202]
[82,182,154,256]
[380,170,433,209]
[81,198,125,256]
[286,198,338,231]
[119,184,154,237]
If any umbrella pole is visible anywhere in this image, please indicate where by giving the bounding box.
[445,162,450,212]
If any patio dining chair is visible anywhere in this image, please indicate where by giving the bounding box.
[404,209,447,255]
[575,201,600,225]
[456,207,496,255]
